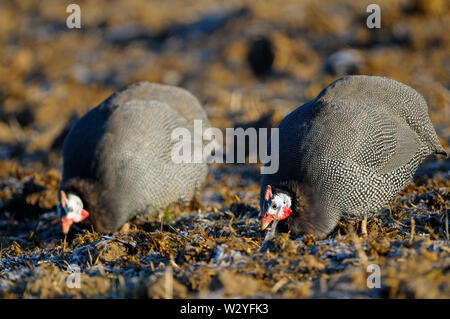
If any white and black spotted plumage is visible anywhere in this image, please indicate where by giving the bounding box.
[60,82,210,232]
[260,75,448,238]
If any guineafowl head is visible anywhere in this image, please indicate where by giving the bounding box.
[58,190,89,234]
[261,185,293,230]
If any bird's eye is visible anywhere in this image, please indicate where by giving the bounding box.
[271,204,276,209]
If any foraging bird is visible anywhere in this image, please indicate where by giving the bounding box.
[260,75,448,238]
[58,82,210,234]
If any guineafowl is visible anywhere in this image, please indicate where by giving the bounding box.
[58,82,210,233]
[260,75,448,238]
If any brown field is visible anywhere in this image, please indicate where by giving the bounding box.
[0,0,449,298]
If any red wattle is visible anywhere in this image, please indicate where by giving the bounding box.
[279,206,292,220]
[80,209,89,221]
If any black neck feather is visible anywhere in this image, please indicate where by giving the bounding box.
[275,180,330,238]
[60,178,117,232]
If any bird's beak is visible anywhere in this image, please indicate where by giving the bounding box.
[261,206,293,231]
[60,208,89,234]
[61,216,73,234]
[261,212,274,230]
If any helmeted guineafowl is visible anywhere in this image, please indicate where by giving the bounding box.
[260,75,448,238]
[58,81,210,233]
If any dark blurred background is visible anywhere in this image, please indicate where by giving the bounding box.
[0,0,448,167]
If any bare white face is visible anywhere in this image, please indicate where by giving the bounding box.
[64,194,84,222]
[267,193,292,218]
[59,191,90,234]
[261,185,293,231]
